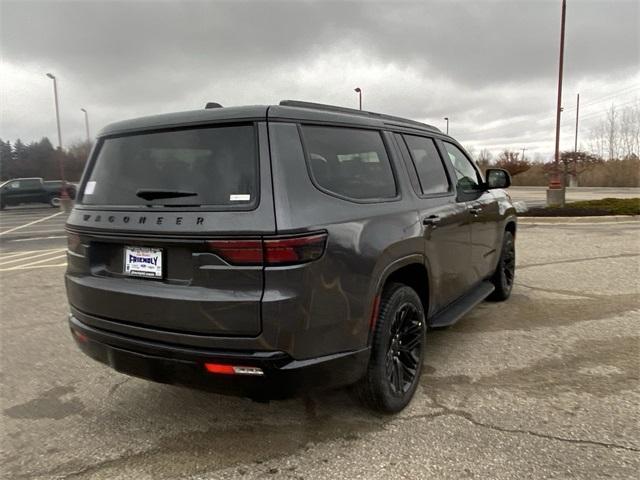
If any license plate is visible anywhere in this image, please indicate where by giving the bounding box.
[124,246,163,279]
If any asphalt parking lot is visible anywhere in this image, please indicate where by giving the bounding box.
[1,202,639,479]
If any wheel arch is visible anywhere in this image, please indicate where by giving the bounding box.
[369,255,431,345]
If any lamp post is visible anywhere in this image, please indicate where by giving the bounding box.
[80,108,90,143]
[354,87,362,110]
[46,73,63,150]
[547,0,567,206]
[444,117,449,135]
[46,72,70,208]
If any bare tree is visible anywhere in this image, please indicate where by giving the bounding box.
[589,100,640,159]
[476,148,493,171]
[494,150,531,176]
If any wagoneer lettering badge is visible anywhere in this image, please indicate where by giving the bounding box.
[80,214,205,226]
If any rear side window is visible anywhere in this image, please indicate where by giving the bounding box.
[81,125,257,208]
[402,135,450,195]
[301,125,396,201]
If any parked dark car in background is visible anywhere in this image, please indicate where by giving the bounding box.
[0,177,77,209]
[65,101,516,413]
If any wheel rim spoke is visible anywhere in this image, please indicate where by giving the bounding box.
[385,303,424,395]
[393,357,402,392]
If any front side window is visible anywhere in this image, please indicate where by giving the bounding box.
[9,181,20,189]
[302,126,396,201]
[81,125,257,208]
[22,180,41,189]
[402,135,450,195]
[443,142,482,192]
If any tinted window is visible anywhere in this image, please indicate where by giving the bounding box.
[21,179,41,189]
[443,142,482,191]
[302,126,396,200]
[81,125,257,207]
[403,135,450,195]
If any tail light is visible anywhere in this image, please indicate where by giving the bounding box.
[207,232,327,266]
[67,231,82,254]
[204,239,263,265]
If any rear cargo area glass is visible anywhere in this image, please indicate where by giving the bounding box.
[81,125,257,207]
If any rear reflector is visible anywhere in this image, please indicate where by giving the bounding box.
[204,363,264,376]
[71,329,88,343]
[207,232,327,266]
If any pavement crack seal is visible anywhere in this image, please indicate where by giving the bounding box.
[514,282,604,300]
[107,378,131,397]
[518,252,640,270]
[421,392,639,453]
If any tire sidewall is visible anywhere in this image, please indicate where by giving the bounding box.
[499,231,515,294]
[369,285,426,412]
[49,195,61,208]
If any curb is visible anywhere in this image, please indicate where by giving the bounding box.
[518,215,639,224]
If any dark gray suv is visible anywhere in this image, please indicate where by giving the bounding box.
[65,101,516,412]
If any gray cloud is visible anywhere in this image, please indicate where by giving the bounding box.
[1,0,638,157]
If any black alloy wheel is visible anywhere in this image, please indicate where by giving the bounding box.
[356,283,426,413]
[386,303,423,396]
[489,230,515,301]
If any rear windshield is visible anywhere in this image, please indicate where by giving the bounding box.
[81,124,257,208]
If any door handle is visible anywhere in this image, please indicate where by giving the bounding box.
[469,207,482,216]
[422,215,441,227]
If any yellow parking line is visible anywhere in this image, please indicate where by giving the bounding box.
[0,248,65,260]
[0,250,42,260]
[1,253,67,270]
[0,211,64,236]
[0,262,67,272]
[0,249,66,266]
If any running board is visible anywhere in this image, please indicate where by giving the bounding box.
[428,281,495,328]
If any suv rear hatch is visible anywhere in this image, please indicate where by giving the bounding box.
[66,122,275,337]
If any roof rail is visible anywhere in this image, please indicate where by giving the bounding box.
[278,100,440,132]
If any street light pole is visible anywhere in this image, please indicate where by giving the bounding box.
[46,73,63,150]
[574,93,580,152]
[547,0,567,206]
[80,108,90,143]
[46,72,69,206]
[521,147,527,160]
[354,87,362,110]
[444,117,449,135]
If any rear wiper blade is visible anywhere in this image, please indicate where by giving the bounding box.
[136,189,198,201]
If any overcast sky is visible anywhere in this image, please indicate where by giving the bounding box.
[1,0,638,159]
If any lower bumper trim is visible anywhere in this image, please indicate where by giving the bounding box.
[69,315,370,399]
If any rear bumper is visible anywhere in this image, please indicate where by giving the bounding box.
[69,315,370,399]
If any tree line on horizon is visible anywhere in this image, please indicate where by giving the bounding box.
[471,101,640,187]
[1,102,638,187]
[0,137,90,183]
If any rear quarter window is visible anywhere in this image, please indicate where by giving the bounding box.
[402,135,451,195]
[80,124,258,208]
[301,125,397,201]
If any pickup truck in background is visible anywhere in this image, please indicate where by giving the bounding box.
[0,177,77,209]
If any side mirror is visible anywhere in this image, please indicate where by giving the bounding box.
[485,168,511,189]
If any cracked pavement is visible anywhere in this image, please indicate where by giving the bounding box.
[1,219,639,479]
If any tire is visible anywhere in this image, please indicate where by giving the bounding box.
[488,230,516,301]
[356,283,426,413]
[49,195,61,208]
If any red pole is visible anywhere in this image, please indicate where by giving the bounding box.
[551,0,567,191]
